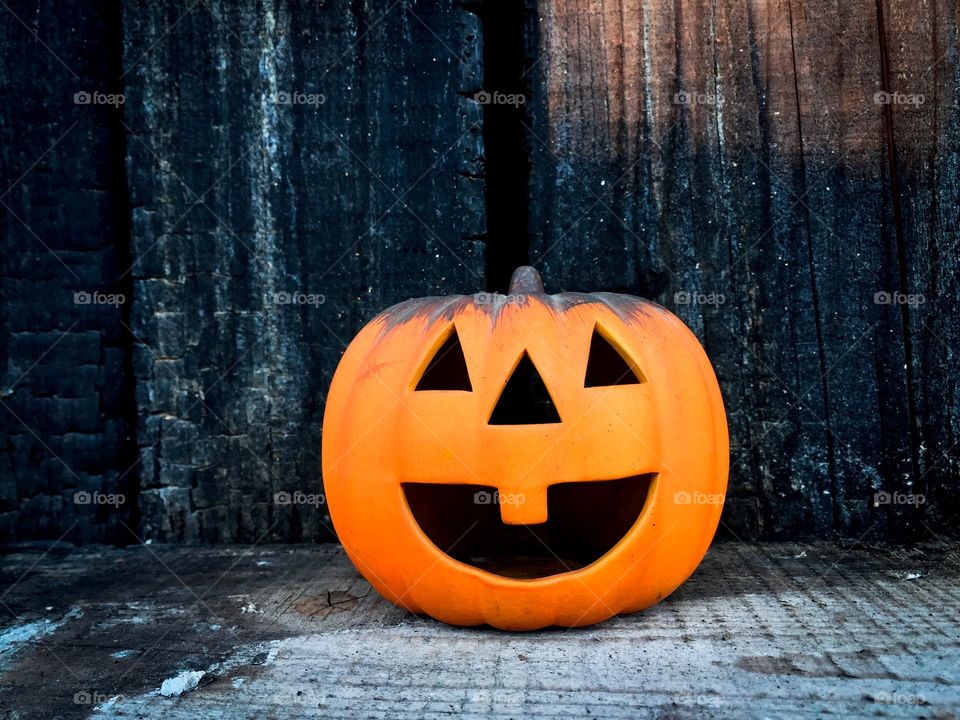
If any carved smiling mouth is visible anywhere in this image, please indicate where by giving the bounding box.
[402,474,656,579]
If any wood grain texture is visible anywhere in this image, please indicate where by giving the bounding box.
[879,0,960,537]
[0,0,955,544]
[123,0,485,542]
[524,0,957,538]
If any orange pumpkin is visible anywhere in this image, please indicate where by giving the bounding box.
[322,267,728,630]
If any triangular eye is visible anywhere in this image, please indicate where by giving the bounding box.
[489,352,561,425]
[415,327,472,391]
[584,326,643,387]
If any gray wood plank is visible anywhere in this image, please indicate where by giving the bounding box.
[0,542,956,718]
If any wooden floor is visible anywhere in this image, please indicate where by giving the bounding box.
[0,541,957,719]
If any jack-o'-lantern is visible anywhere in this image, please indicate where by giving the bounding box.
[322,267,728,631]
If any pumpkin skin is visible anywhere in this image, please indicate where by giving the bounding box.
[322,267,728,631]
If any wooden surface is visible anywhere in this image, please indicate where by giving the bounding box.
[123,1,485,543]
[0,0,957,544]
[0,541,958,718]
[0,2,137,543]
[524,0,960,539]
[0,1,486,544]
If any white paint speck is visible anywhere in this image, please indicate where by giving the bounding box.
[158,670,206,697]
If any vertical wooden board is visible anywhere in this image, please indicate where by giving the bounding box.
[526,0,647,290]
[882,0,960,535]
[527,0,917,537]
[702,0,835,538]
[786,0,914,537]
[525,0,817,537]
[124,0,485,542]
[658,0,842,539]
[0,1,135,544]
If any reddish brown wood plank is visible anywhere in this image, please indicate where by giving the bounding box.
[524,0,934,538]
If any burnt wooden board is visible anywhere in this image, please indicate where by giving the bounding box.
[523,0,959,539]
[0,542,957,718]
[0,1,136,544]
[880,0,960,541]
[122,0,485,542]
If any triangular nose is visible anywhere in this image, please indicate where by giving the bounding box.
[488,352,561,425]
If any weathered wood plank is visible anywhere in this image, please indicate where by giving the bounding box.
[123,0,485,542]
[0,1,136,544]
[781,0,909,537]
[880,0,960,537]
[524,0,934,538]
[0,542,956,718]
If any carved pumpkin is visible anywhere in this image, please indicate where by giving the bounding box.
[322,267,728,630]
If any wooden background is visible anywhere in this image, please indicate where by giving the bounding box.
[0,0,956,544]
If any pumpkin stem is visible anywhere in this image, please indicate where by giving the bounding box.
[507,266,545,295]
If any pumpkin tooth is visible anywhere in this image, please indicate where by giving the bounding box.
[497,485,548,525]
